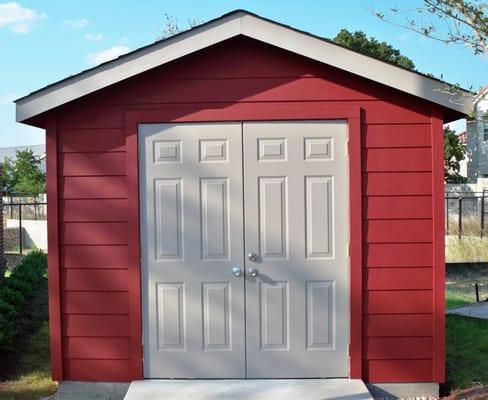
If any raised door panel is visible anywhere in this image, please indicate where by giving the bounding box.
[139,123,245,378]
[244,121,349,378]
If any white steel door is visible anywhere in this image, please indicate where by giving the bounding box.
[243,121,350,378]
[140,121,349,379]
[139,123,245,378]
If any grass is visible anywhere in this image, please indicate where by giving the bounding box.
[446,215,488,237]
[444,263,488,395]
[0,322,57,400]
[446,289,475,308]
[445,263,488,308]
[446,236,488,263]
[446,315,488,391]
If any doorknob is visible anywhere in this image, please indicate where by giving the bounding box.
[231,267,243,277]
[247,268,259,277]
[247,252,258,262]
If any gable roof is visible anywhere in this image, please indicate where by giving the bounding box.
[15,10,473,122]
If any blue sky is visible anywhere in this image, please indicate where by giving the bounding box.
[0,0,485,147]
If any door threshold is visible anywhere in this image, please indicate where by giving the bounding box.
[124,379,373,400]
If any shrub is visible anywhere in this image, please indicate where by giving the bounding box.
[0,251,47,351]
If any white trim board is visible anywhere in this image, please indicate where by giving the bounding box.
[16,10,472,122]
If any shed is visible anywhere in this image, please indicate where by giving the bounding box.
[15,10,470,393]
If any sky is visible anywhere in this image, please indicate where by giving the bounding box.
[0,0,486,147]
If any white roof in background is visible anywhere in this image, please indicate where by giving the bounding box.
[15,10,473,122]
[0,144,46,173]
[0,144,45,161]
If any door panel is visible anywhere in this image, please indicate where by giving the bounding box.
[243,121,349,378]
[140,123,245,378]
[140,121,350,379]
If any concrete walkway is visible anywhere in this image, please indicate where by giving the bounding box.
[447,301,488,319]
[124,379,373,400]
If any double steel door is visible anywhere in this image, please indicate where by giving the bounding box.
[139,121,349,379]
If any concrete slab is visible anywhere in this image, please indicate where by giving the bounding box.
[57,381,129,400]
[447,301,488,320]
[367,382,439,399]
[124,379,373,400]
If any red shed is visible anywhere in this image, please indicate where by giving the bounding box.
[15,10,470,398]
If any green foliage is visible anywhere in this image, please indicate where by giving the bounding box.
[2,157,15,194]
[446,315,488,389]
[333,29,416,70]
[444,126,467,183]
[2,149,45,196]
[0,251,47,351]
[0,322,57,399]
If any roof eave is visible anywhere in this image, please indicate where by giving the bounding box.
[15,10,473,123]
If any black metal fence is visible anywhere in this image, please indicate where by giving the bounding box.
[2,197,47,254]
[446,191,488,238]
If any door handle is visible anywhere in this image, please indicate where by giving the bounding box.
[231,267,243,277]
[247,252,258,262]
[247,268,259,277]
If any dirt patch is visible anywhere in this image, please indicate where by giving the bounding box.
[444,386,488,399]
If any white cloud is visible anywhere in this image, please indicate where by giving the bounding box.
[64,18,88,29]
[0,2,46,33]
[87,45,130,65]
[85,32,103,41]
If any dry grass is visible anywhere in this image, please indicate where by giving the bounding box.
[446,236,488,263]
[446,215,488,237]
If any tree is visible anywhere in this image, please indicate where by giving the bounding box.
[2,157,15,194]
[333,29,416,70]
[2,149,45,197]
[373,0,488,56]
[444,126,467,183]
[160,13,203,39]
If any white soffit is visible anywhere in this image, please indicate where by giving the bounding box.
[16,10,472,122]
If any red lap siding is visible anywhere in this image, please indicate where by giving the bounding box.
[364,196,432,219]
[62,291,129,315]
[365,360,433,382]
[365,290,433,314]
[64,359,131,382]
[365,243,432,267]
[59,176,127,199]
[61,245,129,269]
[60,199,128,222]
[61,269,129,291]
[364,314,433,337]
[365,337,433,360]
[365,268,433,290]
[63,337,130,360]
[49,36,441,382]
[63,315,130,337]
[59,152,126,176]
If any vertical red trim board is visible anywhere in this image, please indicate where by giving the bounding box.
[348,110,363,379]
[431,106,445,382]
[126,113,144,379]
[125,104,363,379]
[46,113,63,380]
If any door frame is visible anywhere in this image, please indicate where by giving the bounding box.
[125,105,363,380]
